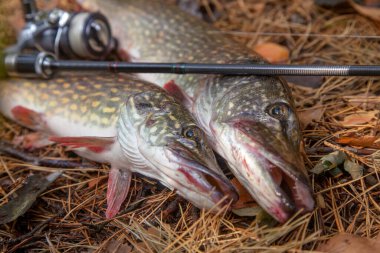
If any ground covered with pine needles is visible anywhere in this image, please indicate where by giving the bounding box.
[0,0,379,252]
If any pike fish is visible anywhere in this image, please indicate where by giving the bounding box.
[0,75,237,218]
[79,0,315,222]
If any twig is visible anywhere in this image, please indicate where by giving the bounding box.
[4,215,55,245]
[323,141,370,165]
[306,146,376,156]
[0,140,97,168]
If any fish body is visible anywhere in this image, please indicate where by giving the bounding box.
[0,75,237,218]
[79,0,315,222]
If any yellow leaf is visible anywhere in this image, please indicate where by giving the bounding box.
[349,0,380,21]
[317,233,380,253]
[298,106,325,129]
[336,136,379,148]
[254,42,289,63]
[340,111,377,126]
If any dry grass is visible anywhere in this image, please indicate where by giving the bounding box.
[1,0,380,252]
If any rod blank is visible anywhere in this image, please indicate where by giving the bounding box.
[6,53,380,78]
[49,60,380,76]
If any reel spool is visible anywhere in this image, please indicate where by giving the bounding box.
[13,0,116,60]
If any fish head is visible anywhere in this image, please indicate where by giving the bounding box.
[118,88,237,210]
[209,75,314,222]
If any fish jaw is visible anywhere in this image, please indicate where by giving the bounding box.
[116,90,238,211]
[165,142,238,209]
[136,141,238,211]
[212,119,314,222]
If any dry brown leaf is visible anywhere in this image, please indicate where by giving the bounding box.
[364,0,380,6]
[349,0,380,21]
[230,177,257,209]
[252,3,265,14]
[146,227,161,238]
[253,42,289,63]
[343,159,363,179]
[298,106,325,129]
[102,239,132,253]
[335,136,380,148]
[317,233,380,253]
[131,242,149,253]
[88,177,103,188]
[340,111,377,125]
[283,75,324,89]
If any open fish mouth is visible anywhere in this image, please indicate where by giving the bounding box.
[232,120,315,222]
[166,143,238,209]
[255,152,315,222]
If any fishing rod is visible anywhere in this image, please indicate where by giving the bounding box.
[2,0,380,79]
[3,52,380,79]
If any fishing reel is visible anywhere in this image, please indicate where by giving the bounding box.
[9,0,117,60]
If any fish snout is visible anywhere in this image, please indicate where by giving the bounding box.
[168,144,238,209]
[229,119,315,222]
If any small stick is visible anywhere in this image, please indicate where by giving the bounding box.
[323,141,370,165]
[306,146,376,156]
[4,215,55,245]
[0,140,97,168]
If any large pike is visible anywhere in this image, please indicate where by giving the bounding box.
[79,0,315,222]
[0,75,237,218]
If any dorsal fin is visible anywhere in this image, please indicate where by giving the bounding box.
[163,80,193,109]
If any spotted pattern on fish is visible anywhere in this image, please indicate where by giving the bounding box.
[0,73,239,218]
[0,75,187,129]
[79,0,315,222]
[0,74,209,158]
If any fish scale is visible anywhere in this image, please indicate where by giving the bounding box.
[0,74,238,218]
[0,75,160,128]
[79,0,315,222]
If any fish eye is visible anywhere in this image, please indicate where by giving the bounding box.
[182,126,200,140]
[185,129,194,138]
[267,102,290,120]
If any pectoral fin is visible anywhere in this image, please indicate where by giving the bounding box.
[49,136,115,153]
[106,167,132,219]
[13,132,53,150]
[11,106,45,130]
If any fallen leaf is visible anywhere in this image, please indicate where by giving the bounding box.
[335,136,380,148]
[102,239,132,253]
[349,0,380,21]
[252,3,265,14]
[88,177,104,188]
[317,233,380,253]
[256,209,277,227]
[131,242,149,253]
[364,0,380,7]
[230,177,257,209]
[316,193,326,209]
[232,206,262,217]
[343,159,364,179]
[0,171,62,224]
[253,42,289,63]
[298,106,325,129]
[340,111,377,126]
[146,227,161,238]
[283,75,324,89]
[311,151,347,175]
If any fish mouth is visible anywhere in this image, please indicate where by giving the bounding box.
[232,120,315,223]
[167,143,238,209]
[254,154,315,222]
